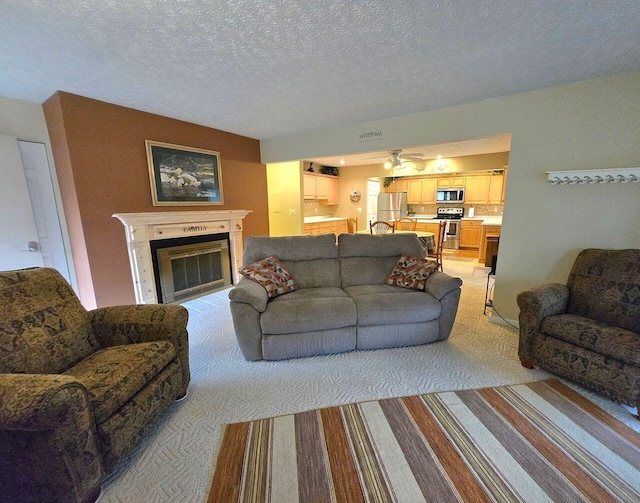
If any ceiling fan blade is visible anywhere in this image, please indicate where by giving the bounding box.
[399,156,424,162]
[401,152,424,157]
[362,153,389,160]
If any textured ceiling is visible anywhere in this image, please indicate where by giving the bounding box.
[1,1,639,140]
[307,134,512,167]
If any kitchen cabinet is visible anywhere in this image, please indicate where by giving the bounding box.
[407,178,437,204]
[303,173,316,199]
[464,175,491,204]
[303,172,339,204]
[479,225,501,262]
[437,176,465,188]
[303,219,348,236]
[460,220,481,249]
[488,172,505,204]
[386,178,408,192]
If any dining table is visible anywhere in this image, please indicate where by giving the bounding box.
[356,229,435,254]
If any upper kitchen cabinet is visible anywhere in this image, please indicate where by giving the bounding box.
[303,172,340,205]
[386,178,408,192]
[488,171,505,204]
[464,175,491,204]
[303,172,316,199]
[437,176,466,188]
[407,178,437,204]
[464,171,507,204]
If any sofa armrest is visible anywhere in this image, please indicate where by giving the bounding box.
[516,283,569,363]
[424,271,463,301]
[89,304,190,395]
[228,278,269,312]
[0,374,104,500]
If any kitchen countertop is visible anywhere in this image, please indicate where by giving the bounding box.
[304,216,347,223]
[408,214,502,225]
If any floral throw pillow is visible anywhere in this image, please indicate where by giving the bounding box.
[386,254,437,291]
[240,256,299,298]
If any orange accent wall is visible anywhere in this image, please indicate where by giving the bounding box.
[43,91,268,308]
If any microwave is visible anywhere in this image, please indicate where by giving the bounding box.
[436,189,465,202]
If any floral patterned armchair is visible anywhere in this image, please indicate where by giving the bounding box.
[0,267,190,503]
[517,249,640,415]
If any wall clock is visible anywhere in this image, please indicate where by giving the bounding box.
[349,189,361,202]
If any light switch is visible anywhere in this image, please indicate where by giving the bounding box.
[289,209,296,216]
[357,207,362,213]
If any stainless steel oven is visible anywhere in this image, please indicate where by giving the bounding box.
[437,207,463,250]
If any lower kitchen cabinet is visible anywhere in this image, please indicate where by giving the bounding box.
[479,225,501,262]
[460,220,481,248]
[303,219,348,237]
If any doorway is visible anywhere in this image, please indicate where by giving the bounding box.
[366,179,380,228]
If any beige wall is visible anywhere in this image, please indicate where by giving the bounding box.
[261,72,640,321]
[266,161,303,236]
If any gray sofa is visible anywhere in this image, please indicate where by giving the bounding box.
[229,233,463,361]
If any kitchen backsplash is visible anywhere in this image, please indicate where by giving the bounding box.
[408,203,503,216]
[303,200,335,217]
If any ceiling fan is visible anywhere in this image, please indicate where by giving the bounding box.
[364,149,425,169]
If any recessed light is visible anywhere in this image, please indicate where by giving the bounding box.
[339,159,345,165]
[384,161,392,169]
[436,155,443,159]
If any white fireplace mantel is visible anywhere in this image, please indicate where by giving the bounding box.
[113,210,251,304]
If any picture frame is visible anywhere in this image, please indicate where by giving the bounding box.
[146,140,223,206]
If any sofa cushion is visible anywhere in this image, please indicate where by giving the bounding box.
[387,254,437,290]
[243,234,341,289]
[344,284,441,325]
[64,341,176,424]
[260,287,357,335]
[240,256,299,298]
[338,234,424,287]
[541,313,640,366]
[0,268,100,374]
[566,249,640,333]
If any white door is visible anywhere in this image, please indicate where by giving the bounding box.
[366,179,380,228]
[0,134,44,271]
[18,140,71,281]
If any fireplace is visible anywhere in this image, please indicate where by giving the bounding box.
[152,234,232,303]
[113,210,251,304]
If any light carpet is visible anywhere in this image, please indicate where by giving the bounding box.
[99,259,638,503]
[209,379,640,503]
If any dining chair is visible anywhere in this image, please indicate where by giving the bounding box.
[395,217,417,231]
[347,217,358,233]
[369,220,395,234]
[426,220,446,271]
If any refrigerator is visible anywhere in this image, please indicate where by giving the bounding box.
[377,192,407,222]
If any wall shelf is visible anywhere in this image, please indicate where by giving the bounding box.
[546,167,639,185]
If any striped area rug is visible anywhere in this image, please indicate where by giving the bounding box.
[208,379,640,502]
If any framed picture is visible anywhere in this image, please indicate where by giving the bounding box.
[146,140,223,206]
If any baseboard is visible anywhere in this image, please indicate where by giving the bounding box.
[488,313,519,329]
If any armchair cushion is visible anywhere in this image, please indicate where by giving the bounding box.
[540,314,640,366]
[64,341,176,424]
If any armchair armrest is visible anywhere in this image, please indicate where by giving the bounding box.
[516,283,569,363]
[424,271,463,300]
[89,304,190,395]
[228,277,269,312]
[0,374,103,500]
